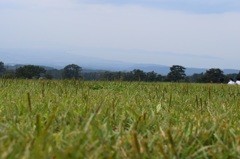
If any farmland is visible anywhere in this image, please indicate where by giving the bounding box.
[0,79,240,158]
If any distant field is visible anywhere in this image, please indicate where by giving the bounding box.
[0,79,240,158]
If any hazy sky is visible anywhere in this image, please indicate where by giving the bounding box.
[0,0,240,69]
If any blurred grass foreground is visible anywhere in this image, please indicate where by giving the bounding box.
[0,79,240,158]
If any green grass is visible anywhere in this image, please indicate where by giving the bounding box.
[0,79,240,158]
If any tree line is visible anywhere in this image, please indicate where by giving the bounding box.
[0,61,239,83]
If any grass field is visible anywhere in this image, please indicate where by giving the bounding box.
[0,79,240,158]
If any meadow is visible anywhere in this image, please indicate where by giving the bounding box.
[0,79,240,158]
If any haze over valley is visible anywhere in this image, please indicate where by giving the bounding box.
[1,49,239,76]
[1,0,240,71]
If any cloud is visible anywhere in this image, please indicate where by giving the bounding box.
[0,1,240,69]
[0,0,77,10]
[1,4,240,54]
[1,0,240,13]
[78,0,240,13]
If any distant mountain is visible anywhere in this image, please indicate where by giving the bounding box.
[223,69,239,74]
[5,64,56,71]
[1,48,239,75]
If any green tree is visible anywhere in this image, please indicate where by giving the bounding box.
[146,71,158,82]
[2,70,15,79]
[122,72,134,81]
[167,65,186,82]
[102,71,115,81]
[45,69,62,79]
[189,73,204,83]
[0,61,6,77]
[236,72,240,80]
[132,69,146,81]
[200,68,225,83]
[62,64,82,79]
[15,65,46,79]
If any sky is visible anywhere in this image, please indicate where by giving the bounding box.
[0,0,240,69]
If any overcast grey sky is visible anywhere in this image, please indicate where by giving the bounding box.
[0,0,240,69]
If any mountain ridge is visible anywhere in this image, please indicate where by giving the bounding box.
[4,62,239,76]
[1,49,239,75]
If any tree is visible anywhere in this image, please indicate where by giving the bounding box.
[166,65,186,82]
[146,71,159,82]
[2,70,15,79]
[132,69,146,81]
[15,65,46,79]
[102,71,115,81]
[62,64,82,79]
[0,61,6,77]
[200,68,225,83]
[45,69,62,79]
[236,72,240,80]
[188,73,204,83]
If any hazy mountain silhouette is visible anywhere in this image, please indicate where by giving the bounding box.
[1,49,239,75]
